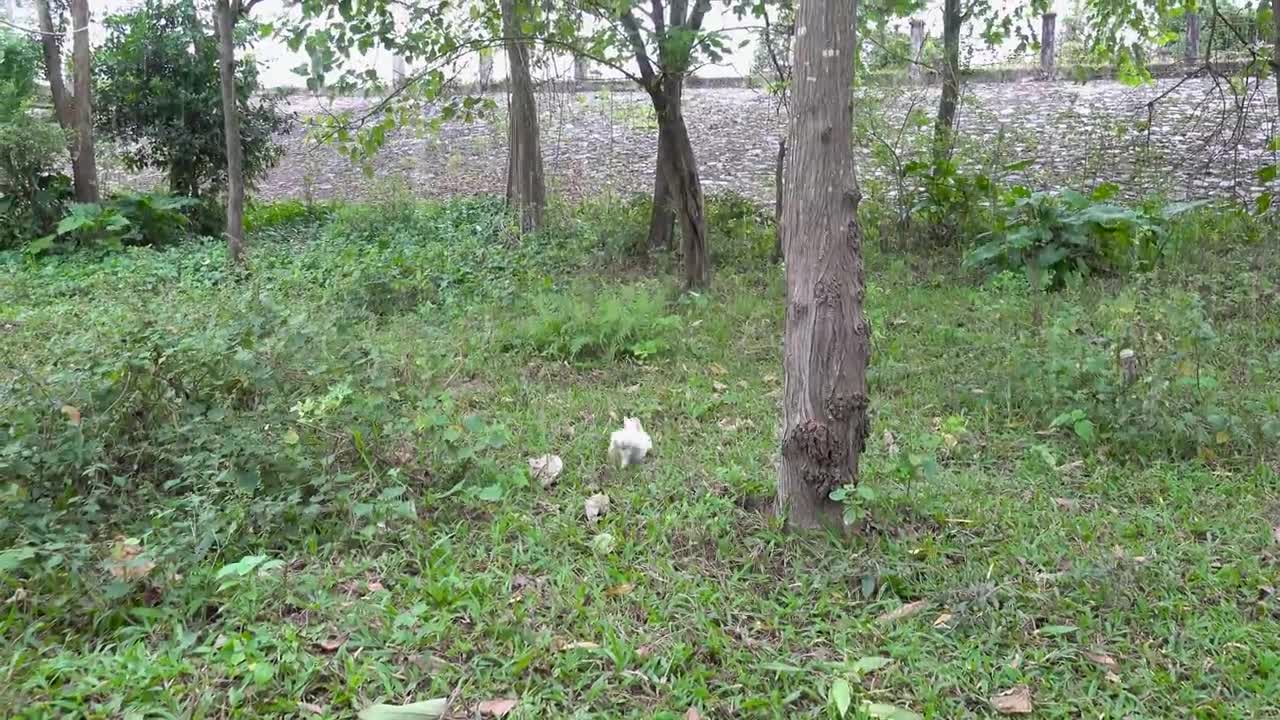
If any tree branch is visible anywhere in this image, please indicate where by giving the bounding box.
[618,9,658,88]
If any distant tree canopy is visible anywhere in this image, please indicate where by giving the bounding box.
[93,0,292,199]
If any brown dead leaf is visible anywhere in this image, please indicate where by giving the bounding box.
[298,702,325,715]
[528,454,564,488]
[106,537,155,581]
[712,381,728,393]
[876,599,929,624]
[1272,524,1280,545]
[366,581,385,593]
[61,405,81,425]
[708,362,727,376]
[316,636,346,652]
[1053,497,1079,511]
[477,698,517,717]
[605,582,635,597]
[989,686,1033,715]
[685,708,702,720]
[1083,649,1118,672]
[932,612,954,628]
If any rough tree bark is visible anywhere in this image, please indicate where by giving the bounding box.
[778,0,869,530]
[216,0,246,264]
[622,1,712,289]
[34,0,82,189]
[934,0,961,166]
[772,138,785,262]
[1272,0,1279,119]
[69,0,99,202]
[500,0,546,233]
[647,124,676,252]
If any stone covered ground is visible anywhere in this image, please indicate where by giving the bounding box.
[197,77,1280,206]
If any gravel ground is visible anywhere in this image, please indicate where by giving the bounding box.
[112,78,1280,207]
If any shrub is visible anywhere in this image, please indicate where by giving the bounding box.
[964,184,1206,285]
[92,0,292,199]
[705,191,775,268]
[0,30,42,120]
[26,191,199,255]
[510,284,683,362]
[0,117,71,249]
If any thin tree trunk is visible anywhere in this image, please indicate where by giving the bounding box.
[778,0,869,531]
[646,77,682,253]
[773,138,786,262]
[35,0,83,189]
[1273,0,1279,119]
[500,0,546,233]
[651,78,709,289]
[934,0,961,167]
[69,0,99,202]
[216,0,245,264]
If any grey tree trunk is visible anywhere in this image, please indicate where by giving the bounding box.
[69,0,99,202]
[1040,13,1057,78]
[647,128,676,252]
[934,0,961,166]
[909,19,925,83]
[773,138,785,262]
[646,77,683,253]
[1185,13,1200,65]
[650,73,709,289]
[778,0,869,530]
[34,0,82,188]
[1273,0,1279,119]
[500,0,546,233]
[216,0,245,264]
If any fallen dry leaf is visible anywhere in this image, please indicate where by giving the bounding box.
[876,599,929,625]
[61,404,81,425]
[316,636,346,652]
[1273,524,1280,544]
[712,381,728,393]
[477,698,517,717]
[605,582,635,597]
[708,362,727,376]
[584,493,610,522]
[990,686,1033,715]
[685,708,702,720]
[932,612,954,628]
[366,581,385,593]
[1053,497,1079,511]
[298,702,325,715]
[1083,649,1118,672]
[528,454,564,487]
[106,537,156,581]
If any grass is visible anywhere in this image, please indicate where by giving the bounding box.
[1,197,1278,719]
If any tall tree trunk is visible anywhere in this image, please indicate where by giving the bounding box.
[773,138,786,262]
[646,77,682,253]
[500,0,546,233]
[216,0,245,264]
[35,0,82,188]
[778,0,869,530]
[650,79,710,289]
[1273,0,1279,119]
[69,0,99,202]
[647,128,676,252]
[934,0,961,167]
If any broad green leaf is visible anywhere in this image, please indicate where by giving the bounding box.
[863,702,924,720]
[830,678,853,717]
[758,661,804,673]
[1037,624,1079,636]
[851,656,893,674]
[357,699,448,720]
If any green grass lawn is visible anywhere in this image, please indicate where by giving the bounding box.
[1,197,1278,718]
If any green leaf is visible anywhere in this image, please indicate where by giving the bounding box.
[476,483,503,502]
[863,702,924,720]
[851,656,893,675]
[1073,419,1096,442]
[758,661,804,673]
[1256,192,1273,215]
[1002,159,1034,172]
[0,546,36,572]
[830,678,853,716]
[1037,624,1079,636]
[357,699,448,720]
[1258,164,1278,183]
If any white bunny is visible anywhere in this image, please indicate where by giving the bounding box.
[608,417,652,468]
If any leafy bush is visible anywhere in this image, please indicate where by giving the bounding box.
[93,0,292,200]
[510,284,683,362]
[0,117,71,249]
[964,184,1205,285]
[27,192,199,255]
[706,191,775,268]
[0,30,42,120]
[1009,288,1279,458]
